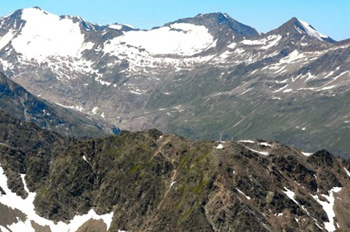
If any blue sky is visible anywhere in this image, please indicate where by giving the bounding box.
[1,0,349,40]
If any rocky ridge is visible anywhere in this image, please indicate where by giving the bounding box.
[0,110,349,231]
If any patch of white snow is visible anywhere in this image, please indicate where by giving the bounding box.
[238,140,255,144]
[236,188,251,200]
[312,187,342,232]
[216,144,224,149]
[92,107,99,114]
[104,23,214,56]
[343,167,350,177]
[0,166,114,232]
[297,19,330,41]
[302,152,312,157]
[11,8,86,62]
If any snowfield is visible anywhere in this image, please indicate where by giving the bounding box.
[11,8,87,62]
[104,23,215,56]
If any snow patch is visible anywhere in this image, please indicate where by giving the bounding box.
[302,152,312,157]
[343,167,350,177]
[259,142,272,147]
[170,181,176,188]
[0,165,113,232]
[20,174,29,194]
[129,90,143,95]
[241,35,281,50]
[108,24,123,30]
[216,144,224,149]
[0,30,15,50]
[95,75,112,86]
[245,147,269,156]
[11,8,86,62]
[318,85,336,91]
[273,84,288,93]
[238,140,255,144]
[105,23,215,56]
[261,35,282,49]
[236,188,251,200]
[0,226,10,232]
[283,89,293,93]
[54,103,84,112]
[227,42,237,49]
[312,187,342,232]
[92,107,99,114]
[297,19,330,41]
[283,188,300,206]
[280,50,305,64]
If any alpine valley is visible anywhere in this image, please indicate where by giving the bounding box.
[0,6,349,232]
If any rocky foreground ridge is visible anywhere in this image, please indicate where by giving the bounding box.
[0,109,349,232]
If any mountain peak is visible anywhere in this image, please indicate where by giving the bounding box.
[16,7,54,21]
[193,12,245,28]
[21,6,46,14]
[166,12,259,42]
[2,7,43,20]
[295,18,332,41]
[274,17,335,43]
[193,12,249,28]
[195,12,230,19]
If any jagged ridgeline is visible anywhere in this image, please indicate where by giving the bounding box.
[0,110,350,231]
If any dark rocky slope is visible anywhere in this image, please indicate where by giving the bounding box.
[0,72,116,137]
[0,110,349,231]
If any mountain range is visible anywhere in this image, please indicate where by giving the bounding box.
[0,7,349,232]
[0,7,349,157]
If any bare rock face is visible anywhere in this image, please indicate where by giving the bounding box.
[0,111,349,231]
[0,203,26,228]
[76,219,108,232]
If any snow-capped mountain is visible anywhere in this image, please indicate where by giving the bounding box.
[0,7,349,157]
[267,17,335,43]
[296,18,335,42]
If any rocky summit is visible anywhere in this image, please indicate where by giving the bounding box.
[0,8,348,157]
[0,110,349,231]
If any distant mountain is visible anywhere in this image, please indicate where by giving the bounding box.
[164,12,260,50]
[0,7,349,157]
[269,17,335,43]
[0,72,115,137]
[0,111,349,231]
